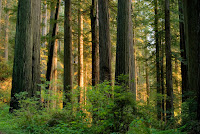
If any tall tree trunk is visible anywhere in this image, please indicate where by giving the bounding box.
[134,49,137,99]
[78,0,84,107]
[161,34,165,121]
[165,0,174,121]
[45,0,60,108]
[145,58,150,105]
[32,0,41,99]
[155,0,161,120]
[98,0,112,82]
[115,0,134,93]
[46,0,60,86]
[130,4,136,98]
[132,4,137,99]
[178,0,188,103]
[183,0,200,123]
[4,0,9,62]
[10,0,41,111]
[174,57,181,116]
[133,31,137,99]
[64,0,73,106]
[91,0,99,86]
[114,0,134,132]
[51,39,58,108]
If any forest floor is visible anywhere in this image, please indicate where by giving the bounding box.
[0,106,25,134]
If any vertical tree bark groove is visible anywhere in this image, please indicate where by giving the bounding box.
[98,0,112,82]
[115,0,135,96]
[114,0,135,131]
[64,0,73,106]
[165,0,174,121]
[32,0,41,99]
[91,0,99,86]
[10,0,41,111]
[155,0,161,120]
[115,0,130,82]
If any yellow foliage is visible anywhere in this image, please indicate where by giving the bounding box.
[0,78,12,103]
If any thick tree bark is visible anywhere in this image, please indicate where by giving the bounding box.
[114,1,135,131]
[32,0,41,99]
[155,0,162,120]
[98,0,112,82]
[115,0,135,93]
[165,0,174,121]
[115,0,130,82]
[10,0,41,111]
[64,0,73,106]
[183,0,200,122]
[91,0,99,86]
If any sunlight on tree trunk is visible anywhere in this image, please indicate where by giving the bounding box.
[78,0,84,107]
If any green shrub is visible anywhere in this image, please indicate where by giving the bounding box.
[0,81,190,134]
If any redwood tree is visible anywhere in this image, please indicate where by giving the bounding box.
[115,0,135,92]
[10,0,41,111]
[91,0,99,86]
[46,0,60,87]
[183,0,200,123]
[98,0,112,82]
[165,0,174,121]
[64,0,73,106]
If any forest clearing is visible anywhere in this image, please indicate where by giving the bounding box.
[0,0,199,133]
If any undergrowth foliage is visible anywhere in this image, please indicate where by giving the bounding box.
[0,81,186,134]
